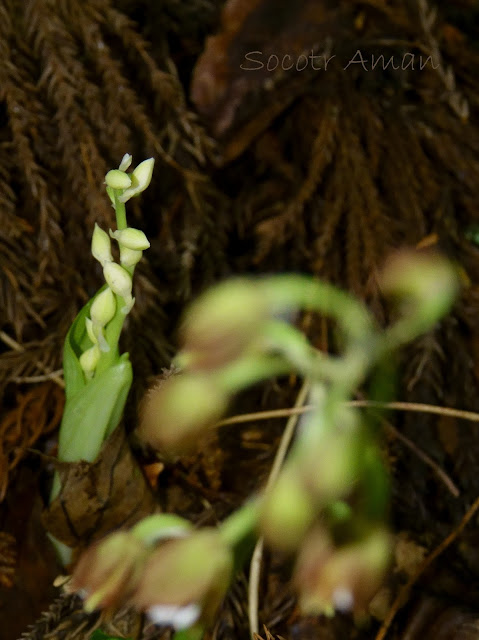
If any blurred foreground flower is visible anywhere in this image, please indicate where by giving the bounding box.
[138,373,229,455]
[259,465,316,552]
[294,526,391,617]
[295,405,363,503]
[179,278,269,370]
[70,531,147,612]
[131,529,233,628]
[380,250,459,346]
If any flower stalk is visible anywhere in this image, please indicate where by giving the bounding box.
[49,155,155,551]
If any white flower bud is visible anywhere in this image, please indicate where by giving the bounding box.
[106,186,116,207]
[103,262,133,300]
[120,245,143,268]
[118,153,132,172]
[85,317,97,344]
[79,345,100,377]
[105,169,132,190]
[110,227,150,251]
[90,287,116,327]
[92,224,113,266]
[118,158,154,203]
[121,294,135,315]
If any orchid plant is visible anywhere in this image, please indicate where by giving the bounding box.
[52,156,459,639]
[49,155,154,563]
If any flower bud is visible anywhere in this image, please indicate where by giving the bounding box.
[79,345,100,377]
[259,465,316,552]
[70,531,147,612]
[118,158,155,203]
[85,317,97,345]
[90,287,116,328]
[110,227,150,251]
[137,373,229,455]
[92,224,113,267]
[294,527,391,617]
[380,250,459,334]
[118,153,132,172]
[103,262,133,300]
[120,245,143,268]
[179,279,269,370]
[132,529,233,628]
[296,407,362,502]
[104,169,132,190]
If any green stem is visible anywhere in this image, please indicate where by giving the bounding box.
[261,275,376,346]
[219,499,260,548]
[214,353,292,394]
[262,320,353,384]
[114,191,127,230]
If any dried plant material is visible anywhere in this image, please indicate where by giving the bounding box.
[191,0,343,159]
[393,533,428,579]
[43,426,159,553]
[18,591,141,640]
[400,597,479,640]
[0,383,63,501]
[0,532,16,588]
[376,494,479,640]
[254,626,286,640]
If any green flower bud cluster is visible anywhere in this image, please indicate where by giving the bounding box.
[79,156,153,380]
[105,154,155,204]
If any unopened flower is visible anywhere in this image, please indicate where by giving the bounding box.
[120,245,143,268]
[70,531,147,612]
[118,158,155,203]
[85,317,97,345]
[110,227,150,251]
[380,250,459,336]
[179,279,270,370]
[89,287,116,352]
[294,527,391,617]
[259,465,316,552]
[137,373,229,455]
[118,153,132,172]
[105,169,132,190]
[131,529,233,628]
[90,287,116,328]
[79,345,100,378]
[295,406,362,503]
[103,262,134,313]
[92,224,113,267]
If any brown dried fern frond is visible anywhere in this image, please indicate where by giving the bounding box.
[0,383,63,501]
[0,531,16,588]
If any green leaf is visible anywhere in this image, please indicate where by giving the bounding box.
[172,625,204,640]
[63,285,110,400]
[58,353,133,462]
